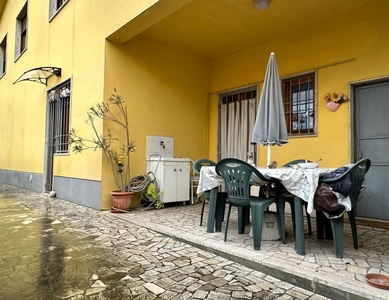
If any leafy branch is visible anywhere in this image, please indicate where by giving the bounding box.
[68,88,135,192]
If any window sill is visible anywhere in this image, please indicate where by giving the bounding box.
[289,133,317,139]
[14,48,27,63]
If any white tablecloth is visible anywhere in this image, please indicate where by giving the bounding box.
[197,166,334,214]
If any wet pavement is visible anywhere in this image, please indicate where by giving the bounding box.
[0,184,330,300]
[0,183,388,299]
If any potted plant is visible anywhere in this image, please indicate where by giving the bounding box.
[68,88,136,211]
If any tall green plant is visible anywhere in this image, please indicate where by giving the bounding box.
[69,88,136,192]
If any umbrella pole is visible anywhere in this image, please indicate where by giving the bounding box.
[267,145,271,167]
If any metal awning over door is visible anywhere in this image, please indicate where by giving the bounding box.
[13,67,61,85]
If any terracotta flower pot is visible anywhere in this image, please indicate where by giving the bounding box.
[110,190,134,212]
[326,101,340,112]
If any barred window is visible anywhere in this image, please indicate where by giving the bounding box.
[283,73,316,135]
[48,80,71,153]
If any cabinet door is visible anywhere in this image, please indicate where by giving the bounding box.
[162,164,178,203]
[176,163,190,201]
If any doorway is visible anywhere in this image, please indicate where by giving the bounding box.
[218,86,257,162]
[44,80,71,193]
[353,79,389,220]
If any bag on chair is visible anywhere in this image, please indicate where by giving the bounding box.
[320,166,351,195]
[314,183,345,213]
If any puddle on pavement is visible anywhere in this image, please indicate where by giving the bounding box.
[0,197,124,299]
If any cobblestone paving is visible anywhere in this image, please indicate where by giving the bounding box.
[120,200,389,300]
[0,184,331,300]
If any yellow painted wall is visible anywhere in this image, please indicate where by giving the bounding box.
[0,0,51,173]
[0,0,209,210]
[53,0,107,182]
[102,35,210,208]
[1,0,387,210]
[208,1,389,168]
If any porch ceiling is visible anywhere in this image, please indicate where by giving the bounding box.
[140,0,374,59]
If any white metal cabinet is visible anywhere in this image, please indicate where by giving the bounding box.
[147,157,190,203]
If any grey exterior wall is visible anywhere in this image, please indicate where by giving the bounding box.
[0,169,43,193]
[53,176,101,210]
[0,169,101,210]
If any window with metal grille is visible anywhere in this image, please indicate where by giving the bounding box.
[283,73,316,135]
[15,3,27,60]
[48,80,71,153]
[0,35,6,76]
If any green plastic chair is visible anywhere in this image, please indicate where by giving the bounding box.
[282,159,312,235]
[316,158,371,258]
[193,159,217,226]
[215,158,285,250]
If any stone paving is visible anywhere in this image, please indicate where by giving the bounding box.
[0,183,388,300]
[122,201,389,300]
[1,183,331,300]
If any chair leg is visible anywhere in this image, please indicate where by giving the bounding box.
[316,211,326,239]
[224,203,233,242]
[245,206,250,225]
[324,218,333,240]
[274,181,285,244]
[287,199,296,236]
[250,204,264,250]
[215,193,227,232]
[304,203,312,235]
[276,200,286,244]
[237,206,247,234]
[199,196,207,226]
[330,216,344,258]
[347,209,359,249]
[218,192,227,223]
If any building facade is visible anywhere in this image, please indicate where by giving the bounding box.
[0,0,387,219]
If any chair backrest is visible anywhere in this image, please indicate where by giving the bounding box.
[215,158,271,206]
[193,159,216,174]
[320,158,371,207]
[283,159,312,167]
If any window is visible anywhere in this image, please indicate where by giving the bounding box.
[0,35,6,76]
[283,73,316,135]
[49,0,68,20]
[15,3,28,60]
[48,80,71,153]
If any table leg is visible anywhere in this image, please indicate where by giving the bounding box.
[215,192,227,232]
[294,196,305,255]
[206,188,218,233]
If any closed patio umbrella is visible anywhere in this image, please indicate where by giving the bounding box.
[252,52,288,166]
